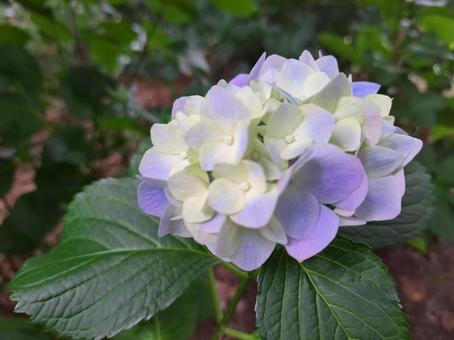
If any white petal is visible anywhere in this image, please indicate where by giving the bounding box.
[264,137,287,166]
[215,220,242,258]
[334,96,363,120]
[280,139,312,160]
[185,120,223,150]
[230,188,279,228]
[380,133,422,167]
[266,103,304,138]
[243,160,267,193]
[299,50,317,69]
[275,59,311,99]
[208,178,245,214]
[260,217,288,244]
[330,118,361,152]
[234,86,263,118]
[303,71,331,98]
[212,163,248,184]
[311,73,352,112]
[294,104,335,143]
[182,193,214,223]
[159,205,191,237]
[316,55,339,78]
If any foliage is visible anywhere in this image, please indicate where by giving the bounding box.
[0,0,451,338]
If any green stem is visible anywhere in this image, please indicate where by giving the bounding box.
[208,269,223,324]
[221,262,249,279]
[220,276,251,326]
[223,327,256,340]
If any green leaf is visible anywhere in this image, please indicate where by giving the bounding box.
[0,25,30,46]
[341,161,434,248]
[0,317,53,340]
[114,276,213,340]
[256,239,409,340]
[9,178,218,339]
[419,14,454,48]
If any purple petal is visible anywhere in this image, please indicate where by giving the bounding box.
[354,176,402,221]
[275,189,320,240]
[352,81,380,98]
[316,55,339,78]
[139,147,187,180]
[394,169,405,197]
[298,144,367,206]
[334,168,368,211]
[137,180,169,217]
[258,54,287,78]
[359,146,404,177]
[198,213,227,233]
[285,205,339,262]
[231,229,276,271]
[249,52,267,81]
[159,205,190,237]
[299,50,317,69]
[229,73,249,87]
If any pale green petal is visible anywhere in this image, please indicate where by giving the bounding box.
[330,118,361,152]
[208,178,245,214]
[167,166,209,201]
[266,103,304,138]
[365,94,392,117]
[311,73,352,112]
[182,193,214,223]
[260,217,287,244]
[150,123,186,154]
[215,220,241,258]
[264,137,287,166]
[334,96,363,120]
[212,163,248,184]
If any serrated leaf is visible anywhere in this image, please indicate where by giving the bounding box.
[257,239,409,340]
[341,161,434,248]
[9,178,218,339]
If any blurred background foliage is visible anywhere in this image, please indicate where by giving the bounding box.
[0,0,453,337]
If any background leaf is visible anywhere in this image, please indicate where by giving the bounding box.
[9,178,218,339]
[341,161,434,248]
[256,239,409,340]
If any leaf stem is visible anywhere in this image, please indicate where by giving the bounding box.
[208,269,223,324]
[220,275,251,326]
[223,327,256,340]
[221,262,249,279]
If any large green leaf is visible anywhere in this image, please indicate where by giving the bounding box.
[9,178,218,339]
[257,239,408,340]
[341,161,433,248]
[0,317,53,340]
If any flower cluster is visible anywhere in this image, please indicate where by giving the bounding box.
[138,51,422,270]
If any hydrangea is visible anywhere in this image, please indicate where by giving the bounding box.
[138,50,422,271]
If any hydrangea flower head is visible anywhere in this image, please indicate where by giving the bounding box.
[138,50,422,270]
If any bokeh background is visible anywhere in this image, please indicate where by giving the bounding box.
[0,0,453,339]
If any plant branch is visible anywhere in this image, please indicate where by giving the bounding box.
[220,275,251,326]
[208,269,223,324]
[221,262,249,279]
[223,327,256,340]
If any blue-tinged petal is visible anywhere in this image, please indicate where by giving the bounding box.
[203,85,250,132]
[352,81,380,98]
[276,59,311,99]
[139,147,189,180]
[137,180,168,218]
[362,102,383,146]
[380,133,422,167]
[299,50,317,69]
[394,169,405,197]
[294,104,335,143]
[354,175,402,221]
[275,189,321,240]
[285,205,339,262]
[229,73,249,87]
[171,96,187,119]
[260,217,288,244]
[231,229,276,271]
[258,54,287,79]
[334,168,368,211]
[316,55,339,78]
[159,205,191,238]
[298,144,367,205]
[208,178,245,214]
[359,146,404,177]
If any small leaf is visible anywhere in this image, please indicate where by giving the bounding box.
[211,0,256,17]
[9,178,218,339]
[257,239,409,340]
[341,161,434,248]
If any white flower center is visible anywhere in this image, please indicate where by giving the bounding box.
[224,135,234,145]
[239,182,251,191]
[178,151,187,159]
[284,134,295,144]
